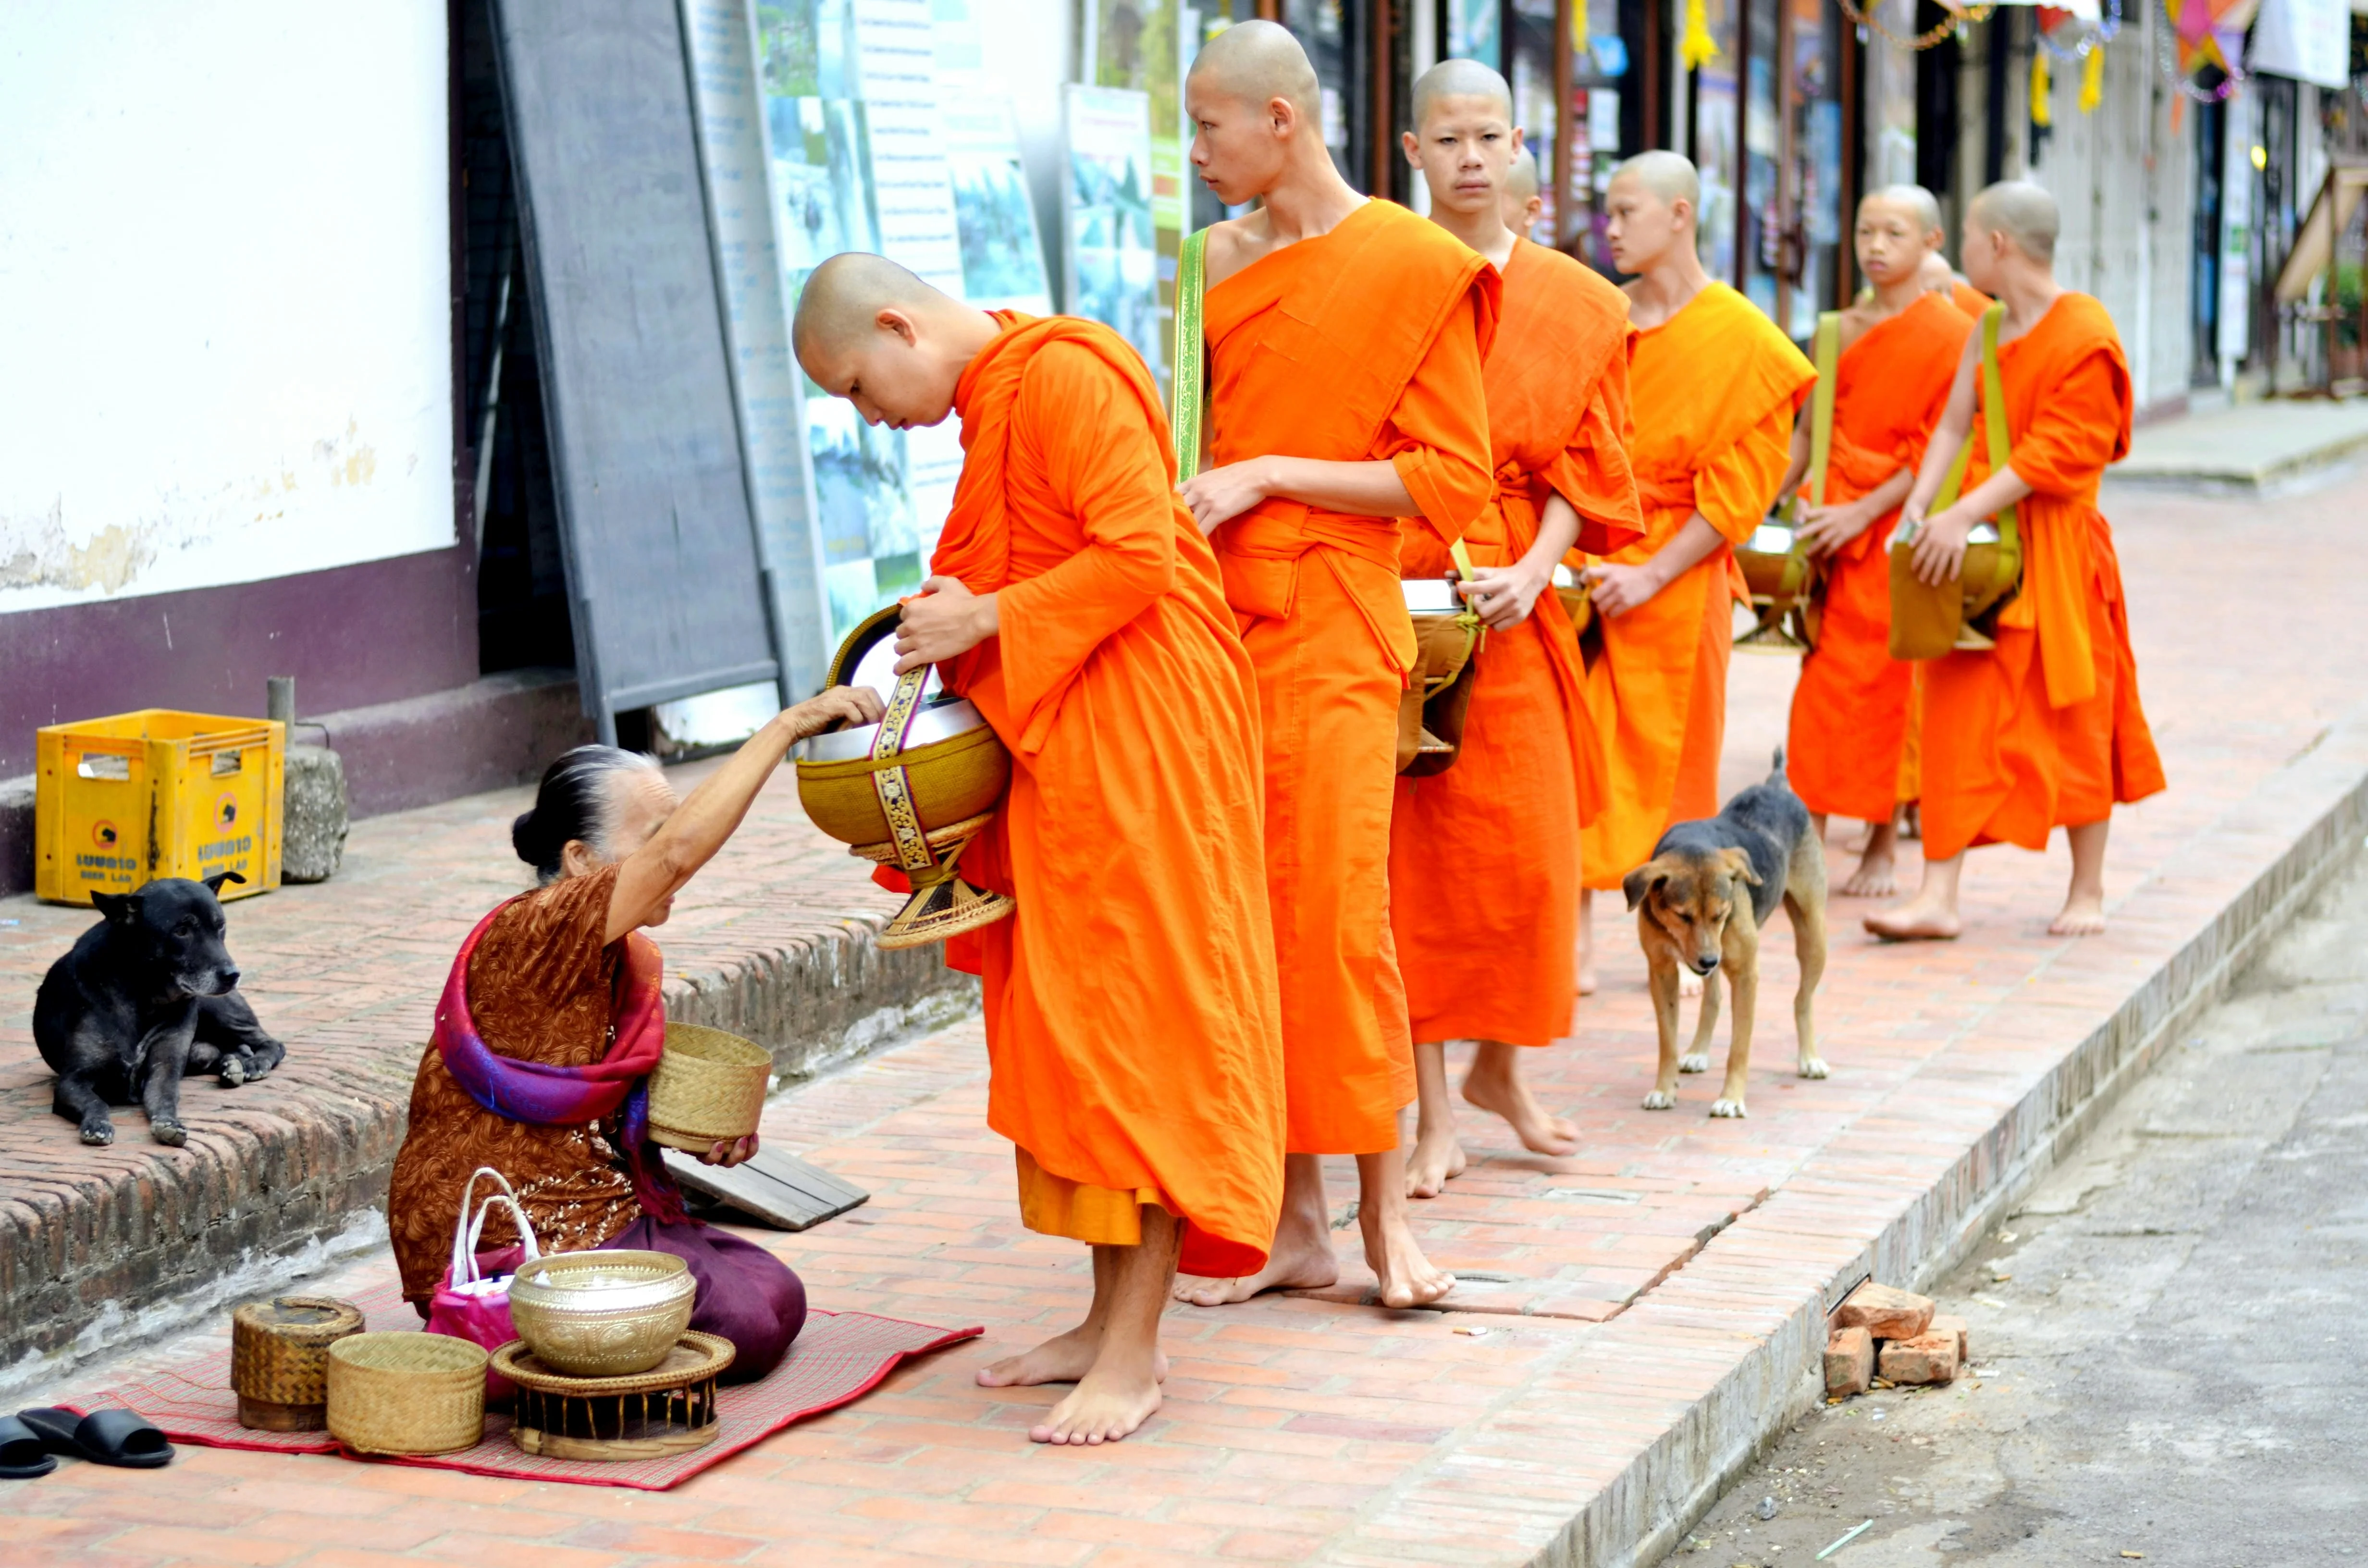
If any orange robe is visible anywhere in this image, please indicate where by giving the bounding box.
[1919,294,2167,860]
[1390,240,1640,1047]
[1205,199,1497,1153]
[1786,291,1976,823]
[928,315,1284,1277]
[1580,282,1814,888]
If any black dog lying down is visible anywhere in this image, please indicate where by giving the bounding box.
[33,872,284,1146]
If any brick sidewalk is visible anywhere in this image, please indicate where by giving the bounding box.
[5,469,2367,1565]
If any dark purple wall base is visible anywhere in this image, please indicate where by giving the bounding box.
[0,546,481,781]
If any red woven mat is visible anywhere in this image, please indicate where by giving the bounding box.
[69,1279,978,1490]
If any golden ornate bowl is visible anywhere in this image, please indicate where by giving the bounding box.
[506,1251,696,1378]
[792,604,1015,949]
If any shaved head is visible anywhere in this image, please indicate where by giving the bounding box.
[792,252,945,359]
[1967,180,2058,263]
[1186,19,1319,121]
[1863,183,1943,237]
[1915,251,1958,293]
[1612,150,1700,209]
[1505,147,1538,205]
[1411,57,1512,129]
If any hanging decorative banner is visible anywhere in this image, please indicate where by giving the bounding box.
[2080,39,2107,110]
[1678,0,1717,68]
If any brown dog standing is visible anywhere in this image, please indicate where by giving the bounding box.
[1624,755,1829,1116]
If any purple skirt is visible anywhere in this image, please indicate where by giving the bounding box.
[602,1217,806,1383]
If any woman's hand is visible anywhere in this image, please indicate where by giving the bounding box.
[1795,497,1877,558]
[1581,558,1666,618]
[1909,505,1975,587]
[893,577,999,674]
[1459,555,1551,631]
[1179,458,1271,536]
[782,685,884,741]
[699,1132,759,1168]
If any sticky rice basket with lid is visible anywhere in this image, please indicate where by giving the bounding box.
[506,1250,697,1378]
[793,603,1013,948]
[646,1022,771,1152]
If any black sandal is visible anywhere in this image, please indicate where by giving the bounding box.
[0,1414,56,1480]
[16,1408,173,1469]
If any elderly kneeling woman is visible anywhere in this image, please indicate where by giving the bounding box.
[387,686,879,1381]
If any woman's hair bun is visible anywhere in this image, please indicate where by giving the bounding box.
[513,745,659,884]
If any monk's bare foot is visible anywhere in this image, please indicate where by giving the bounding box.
[1864,901,1960,942]
[1031,1357,1163,1445]
[977,1326,1168,1389]
[2050,894,2107,936]
[1405,1122,1466,1199]
[1172,1232,1338,1306]
[1838,848,1898,898]
[1576,961,1598,997]
[1462,1048,1577,1157]
[1360,1201,1455,1309]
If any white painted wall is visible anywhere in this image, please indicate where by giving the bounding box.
[0,2,454,616]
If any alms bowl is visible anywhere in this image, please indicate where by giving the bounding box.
[505,1250,695,1377]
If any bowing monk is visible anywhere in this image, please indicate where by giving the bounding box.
[1867,182,2165,941]
[794,254,1285,1444]
[1575,152,1814,972]
[1392,61,1640,1196]
[1172,20,1494,1309]
[1779,185,1976,897]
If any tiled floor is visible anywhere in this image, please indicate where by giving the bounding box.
[5,467,2367,1564]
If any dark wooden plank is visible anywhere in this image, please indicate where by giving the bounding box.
[662,1148,869,1231]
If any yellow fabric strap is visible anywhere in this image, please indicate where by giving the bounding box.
[1932,302,2018,564]
[1171,230,1207,481]
[1807,311,1839,509]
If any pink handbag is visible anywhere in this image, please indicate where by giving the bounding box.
[424,1167,541,1396]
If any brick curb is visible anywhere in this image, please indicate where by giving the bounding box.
[0,912,975,1399]
[1326,713,2368,1568]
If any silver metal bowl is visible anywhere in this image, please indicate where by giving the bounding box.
[1401,578,1464,613]
[845,633,943,705]
[794,697,991,764]
[506,1251,696,1378]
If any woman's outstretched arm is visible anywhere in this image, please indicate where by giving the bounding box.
[605,686,883,943]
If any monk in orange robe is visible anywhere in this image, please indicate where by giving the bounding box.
[1171,22,1494,1310]
[1502,145,1545,239]
[1576,152,1814,972]
[1779,185,1976,898]
[794,255,1284,1444]
[1390,61,1640,1196]
[1868,181,2165,941]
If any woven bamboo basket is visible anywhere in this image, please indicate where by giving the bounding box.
[325,1332,487,1456]
[493,1332,734,1461]
[647,1023,771,1152]
[231,1296,365,1431]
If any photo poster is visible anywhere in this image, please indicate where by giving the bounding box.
[1086,0,1194,398]
[1062,85,1163,387]
[751,0,1046,637]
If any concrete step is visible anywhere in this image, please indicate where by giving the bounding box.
[2110,397,2368,493]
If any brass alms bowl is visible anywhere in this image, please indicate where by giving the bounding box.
[506,1251,696,1378]
[792,604,1014,949]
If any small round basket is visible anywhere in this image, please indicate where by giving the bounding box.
[506,1250,697,1378]
[231,1296,366,1432]
[647,1023,771,1152]
[325,1333,487,1456]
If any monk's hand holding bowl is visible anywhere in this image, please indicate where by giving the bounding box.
[1795,496,1880,559]
[1179,458,1271,536]
[1906,503,1973,587]
[1459,558,1549,632]
[893,575,999,674]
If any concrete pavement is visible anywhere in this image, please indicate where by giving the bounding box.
[1663,848,2368,1567]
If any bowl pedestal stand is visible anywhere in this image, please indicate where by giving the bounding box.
[492,1332,734,1461]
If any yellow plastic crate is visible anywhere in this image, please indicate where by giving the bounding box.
[35,709,285,906]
